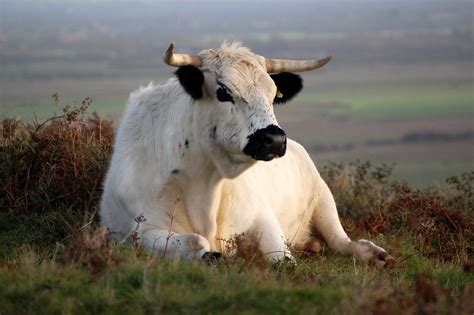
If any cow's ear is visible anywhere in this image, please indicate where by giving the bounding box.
[175,65,204,100]
[270,72,303,104]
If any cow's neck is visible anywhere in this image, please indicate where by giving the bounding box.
[172,99,223,247]
[181,168,222,248]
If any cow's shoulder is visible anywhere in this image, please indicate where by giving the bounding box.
[285,138,322,182]
[286,139,315,167]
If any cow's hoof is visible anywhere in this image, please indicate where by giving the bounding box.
[202,251,222,264]
[353,239,395,269]
[373,250,396,269]
[271,255,297,271]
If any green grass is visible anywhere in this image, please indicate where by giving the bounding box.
[0,99,126,121]
[0,247,345,314]
[0,240,471,315]
[317,159,474,188]
[1,60,111,80]
[389,160,474,188]
[3,81,472,121]
[298,83,474,119]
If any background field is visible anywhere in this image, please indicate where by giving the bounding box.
[1,0,472,187]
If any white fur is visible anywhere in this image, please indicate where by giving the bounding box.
[100,43,389,264]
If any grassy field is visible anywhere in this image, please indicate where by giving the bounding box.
[1,240,472,314]
[2,78,472,121]
[0,108,472,314]
[299,83,473,119]
[386,160,474,188]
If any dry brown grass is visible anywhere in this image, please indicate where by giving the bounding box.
[356,275,474,315]
[0,98,114,214]
[322,162,473,264]
[0,96,115,256]
[1,96,114,215]
[60,225,119,277]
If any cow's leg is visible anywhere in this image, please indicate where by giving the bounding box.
[139,226,220,262]
[252,212,295,264]
[122,194,218,262]
[311,178,391,266]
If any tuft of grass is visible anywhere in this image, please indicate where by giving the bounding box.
[59,224,120,277]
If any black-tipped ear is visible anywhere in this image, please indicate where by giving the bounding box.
[175,65,204,100]
[270,72,303,104]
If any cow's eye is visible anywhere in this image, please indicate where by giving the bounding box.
[216,83,234,104]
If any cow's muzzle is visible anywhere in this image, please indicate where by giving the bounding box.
[243,125,287,161]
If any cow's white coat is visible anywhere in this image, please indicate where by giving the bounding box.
[100,42,389,264]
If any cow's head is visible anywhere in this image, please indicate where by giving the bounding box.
[164,42,332,177]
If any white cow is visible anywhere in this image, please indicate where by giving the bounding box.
[100,42,391,265]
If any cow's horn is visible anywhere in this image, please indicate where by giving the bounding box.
[265,54,334,73]
[163,42,203,67]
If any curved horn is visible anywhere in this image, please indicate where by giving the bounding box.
[163,42,203,67]
[265,54,334,73]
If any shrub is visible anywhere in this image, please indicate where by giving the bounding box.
[0,96,114,256]
[321,161,394,218]
[321,162,473,263]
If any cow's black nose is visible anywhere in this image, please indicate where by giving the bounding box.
[243,125,287,161]
[262,130,286,155]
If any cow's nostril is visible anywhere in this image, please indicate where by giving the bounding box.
[263,135,274,146]
[265,133,286,155]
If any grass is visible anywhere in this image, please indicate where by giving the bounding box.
[2,78,472,122]
[0,99,125,121]
[388,160,474,188]
[0,74,169,121]
[0,240,472,314]
[0,250,345,314]
[0,101,473,314]
[297,83,473,119]
[317,159,474,189]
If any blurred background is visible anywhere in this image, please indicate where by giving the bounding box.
[0,0,472,186]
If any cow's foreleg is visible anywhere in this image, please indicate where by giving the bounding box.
[311,178,391,266]
[138,227,220,262]
[253,213,295,264]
